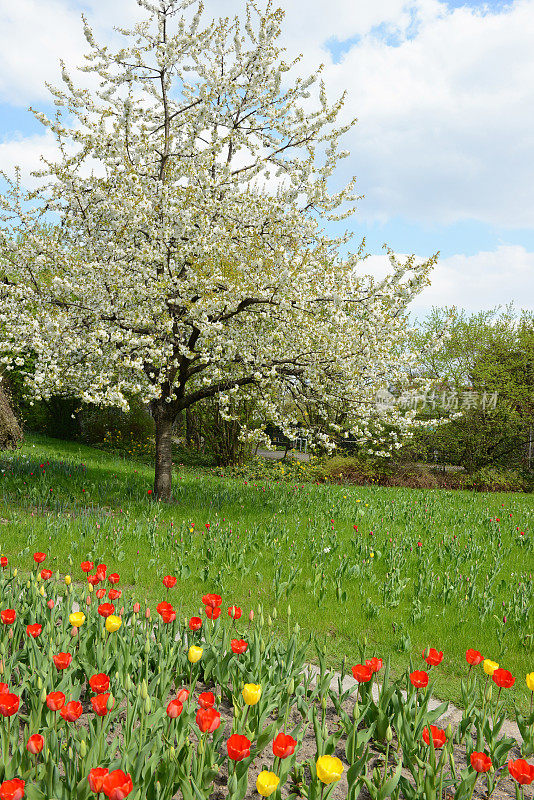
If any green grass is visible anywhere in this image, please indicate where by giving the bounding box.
[0,434,533,712]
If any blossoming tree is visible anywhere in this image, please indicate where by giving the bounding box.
[0,0,437,498]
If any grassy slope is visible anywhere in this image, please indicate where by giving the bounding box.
[0,434,533,712]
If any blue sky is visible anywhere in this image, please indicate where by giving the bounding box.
[0,0,532,316]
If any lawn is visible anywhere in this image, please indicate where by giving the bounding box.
[0,434,532,711]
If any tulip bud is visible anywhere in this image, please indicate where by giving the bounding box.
[37,677,42,690]
[267,615,272,627]
[0,642,4,655]
[144,696,151,714]
[386,726,393,742]
[26,580,31,589]
[141,679,148,699]
[71,627,78,638]
[445,724,453,740]
[115,671,120,682]
[249,610,254,622]
[13,569,17,577]
[260,638,266,653]
[40,686,47,704]
[8,629,13,640]
[36,573,41,583]
[145,608,151,619]
[107,694,115,711]
[68,746,74,760]
[39,586,45,597]
[288,678,295,695]
[272,607,277,620]
[88,583,93,594]
[353,702,360,722]
[144,639,150,655]
[169,746,176,759]
[287,604,291,617]
[80,740,87,758]
[485,685,492,703]
[293,623,300,636]
[0,660,3,675]
[133,602,140,613]
[321,696,327,711]
[47,599,55,610]
[65,575,71,586]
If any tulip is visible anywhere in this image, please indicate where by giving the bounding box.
[88,768,109,794]
[423,648,443,666]
[33,553,46,564]
[256,771,280,797]
[492,668,515,688]
[26,624,42,638]
[89,674,110,694]
[508,759,534,785]
[96,564,107,581]
[87,575,100,586]
[46,692,65,711]
[96,588,106,600]
[231,639,248,654]
[108,573,120,584]
[365,657,383,674]
[227,734,251,761]
[162,576,177,589]
[81,561,94,573]
[273,731,297,758]
[483,659,499,676]
[176,688,190,704]
[60,701,83,722]
[101,769,133,799]
[198,691,215,709]
[0,778,25,800]
[316,755,344,784]
[105,615,122,633]
[98,603,115,619]
[0,557,7,568]
[26,734,44,755]
[228,605,242,620]
[204,606,221,620]
[47,600,55,610]
[470,752,492,773]
[189,617,202,631]
[202,593,222,609]
[40,569,52,580]
[53,653,73,670]
[188,646,203,663]
[466,649,483,666]
[242,683,262,705]
[1,610,15,625]
[69,612,85,628]
[409,670,429,688]
[351,664,372,683]
[527,673,534,692]
[196,707,221,733]
[133,602,140,613]
[91,693,113,716]
[423,725,447,748]
[65,575,71,586]
[166,698,183,719]
[108,589,121,601]
[0,693,20,717]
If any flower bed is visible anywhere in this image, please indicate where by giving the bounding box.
[0,553,533,799]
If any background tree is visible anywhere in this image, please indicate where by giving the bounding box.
[0,0,436,499]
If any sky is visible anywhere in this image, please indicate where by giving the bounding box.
[0,0,533,317]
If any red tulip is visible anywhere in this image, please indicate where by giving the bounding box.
[189,617,202,631]
[351,664,373,683]
[470,752,492,773]
[508,759,534,785]
[26,624,42,638]
[162,576,177,589]
[0,693,20,717]
[33,553,46,564]
[423,648,443,666]
[102,769,133,799]
[47,600,55,610]
[160,607,176,623]
[204,606,220,620]
[60,701,83,722]
[176,688,190,704]
[227,733,251,761]
[410,670,429,688]
[98,603,115,619]
[365,657,383,674]
[91,693,113,716]
[198,691,215,709]
[96,564,107,581]
[40,569,52,580]
[46,692,65,711]
[108,589,121,601]
[423,725,447,748]
[108,573,120,585]
[231,639,248,654]
[53,653,72,670]
[492,668,515,688]
[228,605,242,619]
[87,575,100,586]
[96,588,106,600]
[196,707,221,733]
[156,601,173,617]
[273,731,297,758]
[1,610,15,625]
[202,593,222,609]
[133,603,140,613]
[466,649,483,666]
[0,778,25,800]
[89,674,110,694]
[0,557,7,568]
[88,767,109,794]
[26,734,44,755]
[81,561,94,573]
[166,698,183,718]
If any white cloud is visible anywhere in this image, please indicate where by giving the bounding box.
[363,245,534,314]
[0,131,60,187]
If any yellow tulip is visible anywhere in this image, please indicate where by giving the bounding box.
[242,683,262,705]
[256,771,280,797]
[188,646,203,663]
[316,755,344,784]
[483,659,499,676]
[527,673,534,692]
[69,612,85,628]
[105,615,122,633]
[65,575,72,586]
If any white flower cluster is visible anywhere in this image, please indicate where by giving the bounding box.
[0,0,437,458]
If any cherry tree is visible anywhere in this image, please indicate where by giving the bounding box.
[0,0,437,499]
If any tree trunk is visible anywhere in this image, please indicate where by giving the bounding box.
[153,402,175,501]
